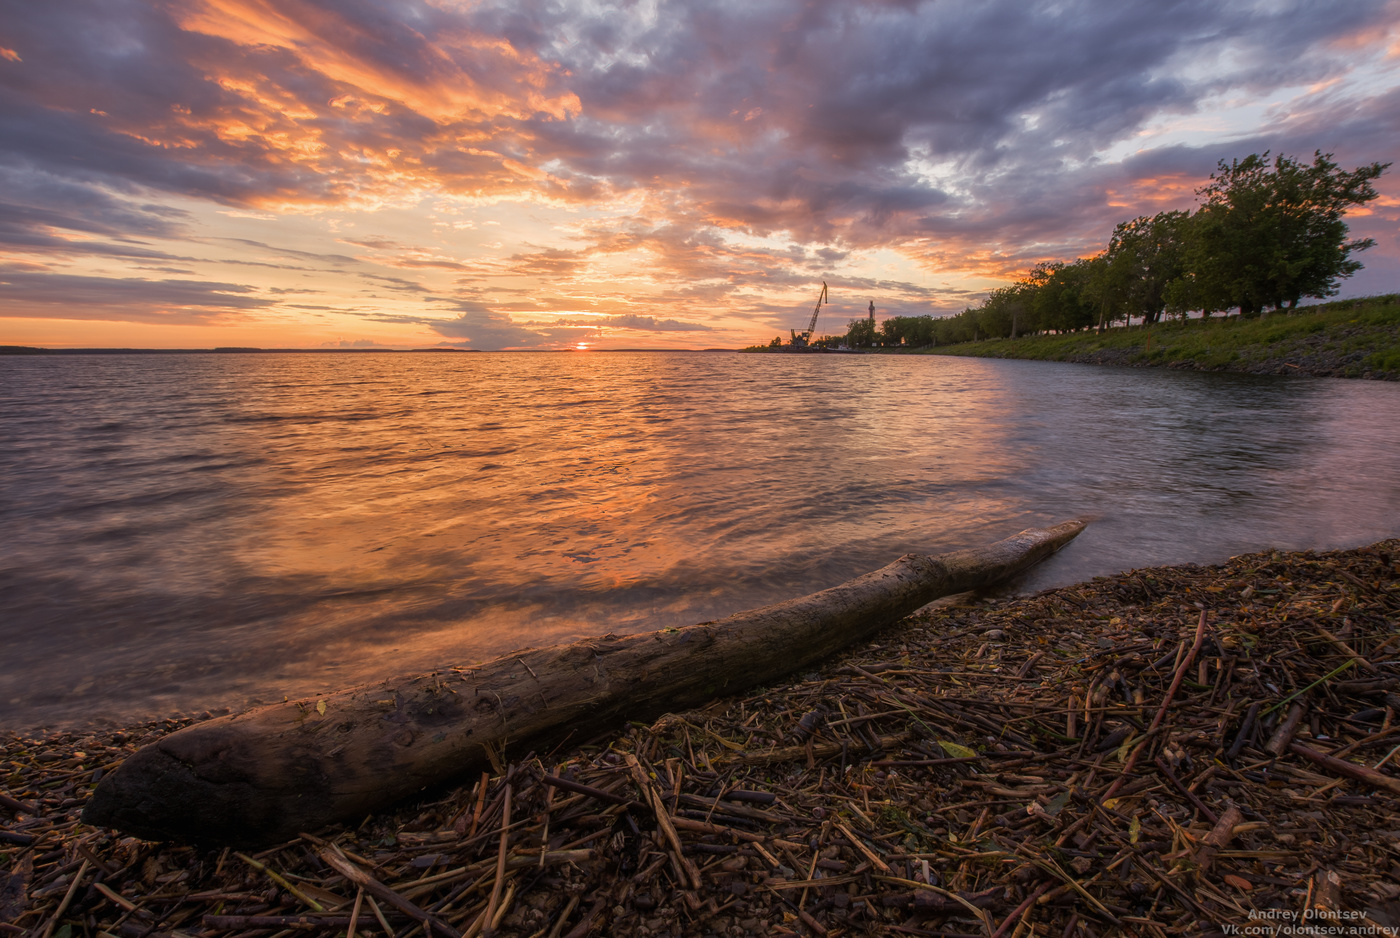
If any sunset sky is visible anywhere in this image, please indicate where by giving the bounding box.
[2,0,1398,350]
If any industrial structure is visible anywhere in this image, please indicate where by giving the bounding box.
[790,281,828,348]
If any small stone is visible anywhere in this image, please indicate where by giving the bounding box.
[983,629,1006,640]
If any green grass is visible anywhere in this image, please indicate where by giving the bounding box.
[911,294,1400,379]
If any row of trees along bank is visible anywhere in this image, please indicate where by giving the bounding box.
[815,152,1389,349]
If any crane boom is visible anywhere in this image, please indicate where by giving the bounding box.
[791,281,828,348]
[807,281,827,335]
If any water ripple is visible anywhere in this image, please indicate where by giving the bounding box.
[1,351,1398,729]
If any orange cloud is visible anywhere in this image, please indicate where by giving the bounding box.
[68,0,589,212]
[1325,1,1400,55]
[175,0,578,123]
[1103,173,1202,213]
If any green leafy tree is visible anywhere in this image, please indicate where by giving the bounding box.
[1188,152,1388,317]
[1056,258,1100,332]
[932,310,978,344]
[879,317,902,346]
[974,285,1029,339]
[876,315,932,346]
[1103,211,1190,326]
[905,315,936,346]
[846,317,877,348]
[1023,260,1096,334]
[1082,253,1131,332]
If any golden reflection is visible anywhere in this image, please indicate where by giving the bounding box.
[7,352,1400,731]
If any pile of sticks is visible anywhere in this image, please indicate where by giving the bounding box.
[3,538,1399,937]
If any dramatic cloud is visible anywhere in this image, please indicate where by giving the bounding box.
[596,314,711,332]
[428,300,557,348]
[0,266,273,322]
[535,313,713,332]
[1,0,1396,345]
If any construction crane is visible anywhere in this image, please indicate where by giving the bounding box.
[790,281,828,348]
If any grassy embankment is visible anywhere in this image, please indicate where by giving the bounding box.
[914,294,1400,379]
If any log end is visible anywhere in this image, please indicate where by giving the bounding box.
[82,710,356,846]
[1015,519,1088,554]
[82,737,272,845]
[938,519,1087,590]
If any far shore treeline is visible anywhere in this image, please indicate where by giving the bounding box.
[769,152,1389,351]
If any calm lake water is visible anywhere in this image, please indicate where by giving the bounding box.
[3,351,1399,730]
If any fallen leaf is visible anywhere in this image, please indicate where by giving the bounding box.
[1223,874,1252,891]
[938,741,977,759]
[316,700,327,716]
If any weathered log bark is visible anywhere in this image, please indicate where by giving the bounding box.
[84,520,1085,846]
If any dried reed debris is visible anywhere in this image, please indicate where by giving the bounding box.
[3,539,1399,937]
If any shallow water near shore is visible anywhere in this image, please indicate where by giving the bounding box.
[3,351,1399,730]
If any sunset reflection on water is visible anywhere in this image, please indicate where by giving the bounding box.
[3,351,1398,729]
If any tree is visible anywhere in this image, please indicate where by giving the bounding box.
[1102,211,1190,326]
[972,285,1028,339]
[933,310,978,345]
[879,316,902,346]
[1188,152,1389,317]
[1082,253,1130,332]
[1025,260,1096,334]
[876,315,937,347]
[846,317,876,348]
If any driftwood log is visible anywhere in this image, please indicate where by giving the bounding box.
[84,520,1085,845]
